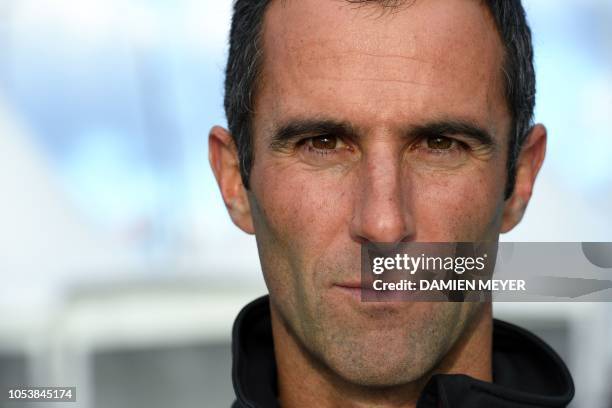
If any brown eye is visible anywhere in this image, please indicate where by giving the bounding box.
[311,135,337,150]
[426,136,453,150]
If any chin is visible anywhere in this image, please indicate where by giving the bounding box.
[330,353,430,388]
[313,331,438,388]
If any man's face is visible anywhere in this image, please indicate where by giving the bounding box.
[245,0,510,385]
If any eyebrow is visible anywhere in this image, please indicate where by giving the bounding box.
[269,118,496,149]
[405,119,496,147]
[270,119,358,150]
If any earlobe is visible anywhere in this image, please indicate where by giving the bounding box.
[209,126,255,234]
[501,124,547,233]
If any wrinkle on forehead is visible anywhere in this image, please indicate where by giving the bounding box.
[258,0,509,139]
[294,48,437,87]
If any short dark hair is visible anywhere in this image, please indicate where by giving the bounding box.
[223,0,535,199]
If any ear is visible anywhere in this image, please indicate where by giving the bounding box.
[209,126,255,234]
[501,124,547,233]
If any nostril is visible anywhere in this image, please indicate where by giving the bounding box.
[349,206,416,245]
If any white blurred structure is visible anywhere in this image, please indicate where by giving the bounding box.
[0,99,142,309]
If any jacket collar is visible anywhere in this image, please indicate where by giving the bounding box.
[232,296,574,407]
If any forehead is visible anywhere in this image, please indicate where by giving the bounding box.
[257,0,509,135]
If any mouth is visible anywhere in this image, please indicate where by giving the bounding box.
[334,281,370,290]
[333,281,415,302]
[333,283,376,302]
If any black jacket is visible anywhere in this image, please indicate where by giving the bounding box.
[231,296,574,407]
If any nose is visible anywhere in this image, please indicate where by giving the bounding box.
[350,147,415,245]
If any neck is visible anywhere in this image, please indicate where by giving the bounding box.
[271,303,493,408]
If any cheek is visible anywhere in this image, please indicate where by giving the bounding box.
[250,160,352,274]
[411,169,506,241]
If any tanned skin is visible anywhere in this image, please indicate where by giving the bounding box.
[209,0,546,406]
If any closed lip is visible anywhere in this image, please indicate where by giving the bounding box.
[333,280,418,303]
[334,281,376,290]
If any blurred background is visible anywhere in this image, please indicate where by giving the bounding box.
[0,0,610,407]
